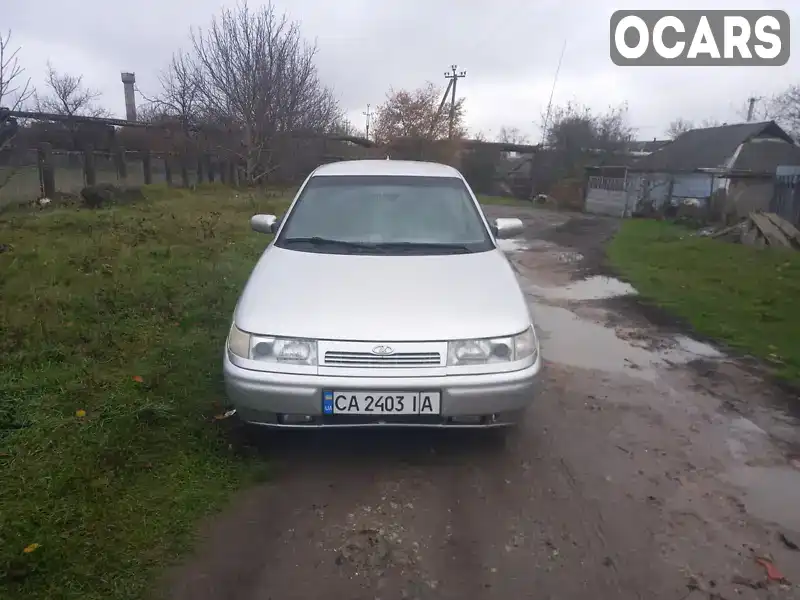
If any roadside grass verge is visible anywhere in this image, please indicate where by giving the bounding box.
[608,219,800,382]
[0,185,290,600]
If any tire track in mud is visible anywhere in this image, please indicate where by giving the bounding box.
[165,207,800,600]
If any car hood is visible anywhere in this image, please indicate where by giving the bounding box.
[234,246,532,341]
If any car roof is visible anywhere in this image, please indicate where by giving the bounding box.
[311,160,462,178]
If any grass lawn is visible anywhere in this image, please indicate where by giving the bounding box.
[0,185,291,600]
[608,219,800,382]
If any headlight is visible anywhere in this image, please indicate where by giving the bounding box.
[227,324,317,365]
[447,327,538,366]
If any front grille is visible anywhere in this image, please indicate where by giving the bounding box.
[323,351,441,367]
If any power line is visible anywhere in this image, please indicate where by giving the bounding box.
[444,65,466,139]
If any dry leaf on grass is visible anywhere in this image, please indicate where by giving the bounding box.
[213,409,237,421]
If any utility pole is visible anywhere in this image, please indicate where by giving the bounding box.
[444,65,466,139]
[363,104,372,140]
[746,96,761,122]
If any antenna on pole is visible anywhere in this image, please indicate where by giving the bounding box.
[540,40,567,145]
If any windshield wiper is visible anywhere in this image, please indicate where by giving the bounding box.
[372,242,474,253]
[281,237,383,251]
[281,237,476,254]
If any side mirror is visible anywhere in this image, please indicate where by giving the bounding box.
[251,214,278,234]
[492,217,524,239]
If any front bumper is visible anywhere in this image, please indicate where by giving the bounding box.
[223,352,542,428]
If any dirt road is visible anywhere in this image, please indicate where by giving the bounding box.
[165,206,800,600]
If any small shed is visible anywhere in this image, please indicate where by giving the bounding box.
[624,121,800,220]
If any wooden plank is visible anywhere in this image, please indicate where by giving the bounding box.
[741,220,760,246]
[763,212,800,246]
[748,213,782,246]
[750,212,791,247]
[712,222,744,238]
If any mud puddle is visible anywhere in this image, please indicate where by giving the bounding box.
[533,303,661,380]
[525,273,723,379]
[533,303,723,380]
[496,238,531,253]
[528,275,637,301]
[660,335,724,361]
[527,269,800,538]
[725,464,800,533]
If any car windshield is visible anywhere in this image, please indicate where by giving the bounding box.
[274,175,494,255]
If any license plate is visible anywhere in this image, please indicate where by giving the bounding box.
[322,391,441,415]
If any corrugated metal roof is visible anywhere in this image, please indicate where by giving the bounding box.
[630,121,794,173]
[626,139,670,153]
[733,138,800,172]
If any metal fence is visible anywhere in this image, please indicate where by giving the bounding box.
[585,175,629,216]
[771,166,800,226]
[587,175,626,192]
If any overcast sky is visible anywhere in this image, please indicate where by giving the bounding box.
[4,0,798,141]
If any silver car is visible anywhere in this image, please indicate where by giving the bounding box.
[223,160,542,428]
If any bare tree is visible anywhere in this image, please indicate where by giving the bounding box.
[0,30,33,113]
[731,97,773,123]
[666,118,694,139]
[34,62,108,117]
[139,50,202,132]
[0,31,32,191]
[497,126,529,145]
[134,102,170,124]
[372,82,465,143]
[666,117,727,139]
[766,85,800,140]
[699,118,723,128]
[544,101,634,152]
[189,1,341,182]
[531,101,634,193]
[329,117,366,139]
